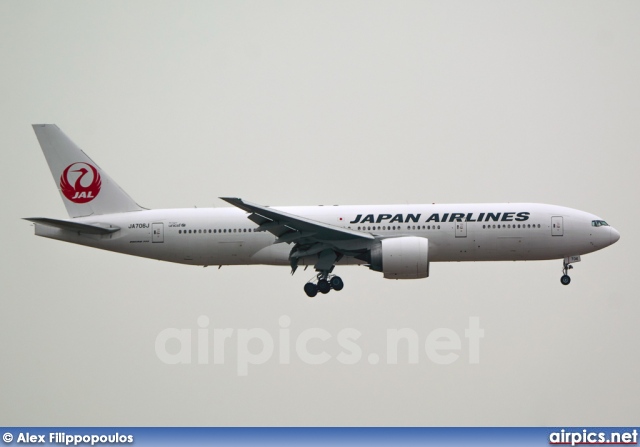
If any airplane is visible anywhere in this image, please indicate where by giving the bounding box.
[25,124,620,297]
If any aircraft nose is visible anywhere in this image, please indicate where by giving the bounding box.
[610,227,620,245]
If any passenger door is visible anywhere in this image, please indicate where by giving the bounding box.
[152,223,164,243]
[455,221,467,238]
[551,216,563,236]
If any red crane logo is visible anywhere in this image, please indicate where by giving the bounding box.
[60,162,102,203]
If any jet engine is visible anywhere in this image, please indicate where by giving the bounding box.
[367,236,429,279]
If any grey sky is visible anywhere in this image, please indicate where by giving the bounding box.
[1,1,639,426]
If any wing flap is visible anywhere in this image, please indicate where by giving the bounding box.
[248,212,271,226]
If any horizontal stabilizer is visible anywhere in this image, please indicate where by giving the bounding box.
[24,217,120,235]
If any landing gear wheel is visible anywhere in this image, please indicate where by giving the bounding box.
[330,276,344,291]
[304,282,318,297]
[318,279,331,294]
[560,275,571,286]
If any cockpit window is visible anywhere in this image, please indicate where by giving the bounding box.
[591,220,609,227]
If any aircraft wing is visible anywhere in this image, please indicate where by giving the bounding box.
[220,197,375,273]
[220,197,374,244]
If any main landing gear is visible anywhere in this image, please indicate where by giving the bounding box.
[304,272,344,297]
[561,262,573,286]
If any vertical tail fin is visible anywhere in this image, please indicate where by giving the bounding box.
[32,124,144,218]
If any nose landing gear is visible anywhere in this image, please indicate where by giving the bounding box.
[304,272,344,297]
[561,262,573,285]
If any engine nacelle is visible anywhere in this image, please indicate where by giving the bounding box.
[369,236,429,279]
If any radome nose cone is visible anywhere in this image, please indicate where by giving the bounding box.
[610,227,620,245]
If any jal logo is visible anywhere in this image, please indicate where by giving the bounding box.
[60,162,102,203]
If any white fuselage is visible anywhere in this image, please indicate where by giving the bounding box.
[34,203,618,267]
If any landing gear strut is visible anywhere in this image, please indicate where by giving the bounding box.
[561,262,573,286]
[303,272,344,297]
